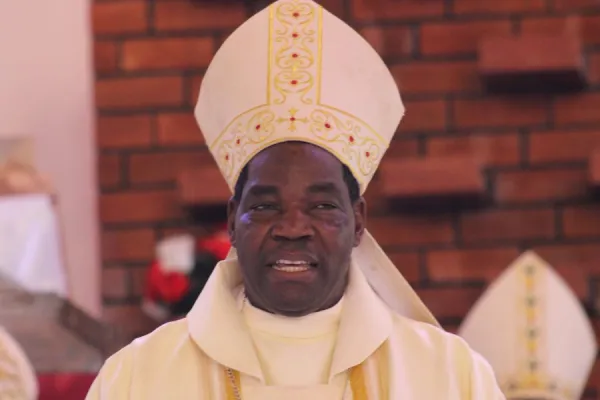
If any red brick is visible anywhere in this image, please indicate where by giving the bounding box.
[520,16,600,45]
[479,34,584,80]
[97,115,153,149]
[128,150,214,184]
[588,52,600,84]
[496,168,589,204]
[93,1,148,35]
[427,247,520,282]
[368,214,455,247]
[531,243,600,299]
[399,100,447,133]
[386,251,421,284]
[157,113,204,146]
[587,359,600,392]
[316,0,345,18]
[453,0,546,15]
[154,1,247,31]
[390,61,479,95]
[363,175,387,211]
[103,305,158,338]
[177,166,231,206]
[453,98,549,129]
[102,228,156,262]
[102,267,130,299]
[461,208,556,243]
[420,20,512,56]
[352,0,444,21]
[99,154,121,188]
[528,129,600,163]
[130,266,149,298]
[385,139,420,159]
[379,156,485,199]
[533,243,600,273]
[553,0,600,10]
[96,77,184,109]
[94,41,118,73]
[416,287,483,319]
[121,38,214,71]
[427,133,520,167]
[360,26,413,58]
[100,190,182,223]
[554,93,600,125]
[188,74,204,107]
[563,205,600,238]
[590,149,600,186]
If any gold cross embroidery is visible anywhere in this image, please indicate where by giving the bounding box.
[276,108,308,132]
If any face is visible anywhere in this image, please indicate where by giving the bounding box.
[228,142,366,317]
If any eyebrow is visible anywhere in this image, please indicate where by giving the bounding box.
[246,184,279,197]
[245,182,341,197]
[307,182,341,195]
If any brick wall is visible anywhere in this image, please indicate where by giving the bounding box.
[93,0,600,392]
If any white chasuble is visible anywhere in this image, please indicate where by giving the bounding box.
[86,260,505,400]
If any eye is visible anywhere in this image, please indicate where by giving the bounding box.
[314,203,337,210]
[250,203,278,212]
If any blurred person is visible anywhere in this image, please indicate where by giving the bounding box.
[0,326,38,399]
[85,0,505,398]
[459,251,597,399]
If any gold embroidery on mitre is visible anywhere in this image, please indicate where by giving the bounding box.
[210,0,387,191]
[502,264,575,399]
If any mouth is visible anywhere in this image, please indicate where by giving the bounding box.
[268,259,318,273]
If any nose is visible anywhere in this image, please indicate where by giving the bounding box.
[271,208,314,241]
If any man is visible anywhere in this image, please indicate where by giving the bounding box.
[86,0,506,398]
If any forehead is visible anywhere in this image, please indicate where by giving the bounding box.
[246,142,345,186]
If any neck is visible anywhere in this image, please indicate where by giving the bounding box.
[244,292,345,317]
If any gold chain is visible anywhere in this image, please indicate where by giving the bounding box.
[225,367,242,400]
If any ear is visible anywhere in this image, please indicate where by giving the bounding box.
[227,197,238,247]
[352,197,366,247]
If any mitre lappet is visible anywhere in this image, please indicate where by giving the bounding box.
[194,0,437,325]
[458,251,598,399]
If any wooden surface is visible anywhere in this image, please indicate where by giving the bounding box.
[0,278,126,372]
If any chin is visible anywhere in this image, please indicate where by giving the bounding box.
[268,294,319,316]
[272,304,316,317]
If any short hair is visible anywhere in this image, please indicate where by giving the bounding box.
[233,162,360,203]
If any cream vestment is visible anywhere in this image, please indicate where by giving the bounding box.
[86,0,505,398]
[459,251,598,400]
[87,261,504,399]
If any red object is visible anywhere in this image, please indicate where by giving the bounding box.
[145,261,190,303]
[197,226,231,260]
[38,373,96,400]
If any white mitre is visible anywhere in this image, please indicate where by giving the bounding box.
[0,327,38,400]
[194,0,438,326]
[458,251,597,399]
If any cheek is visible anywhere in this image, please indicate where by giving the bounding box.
[236,214,268,252]
[317,216,354,251]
